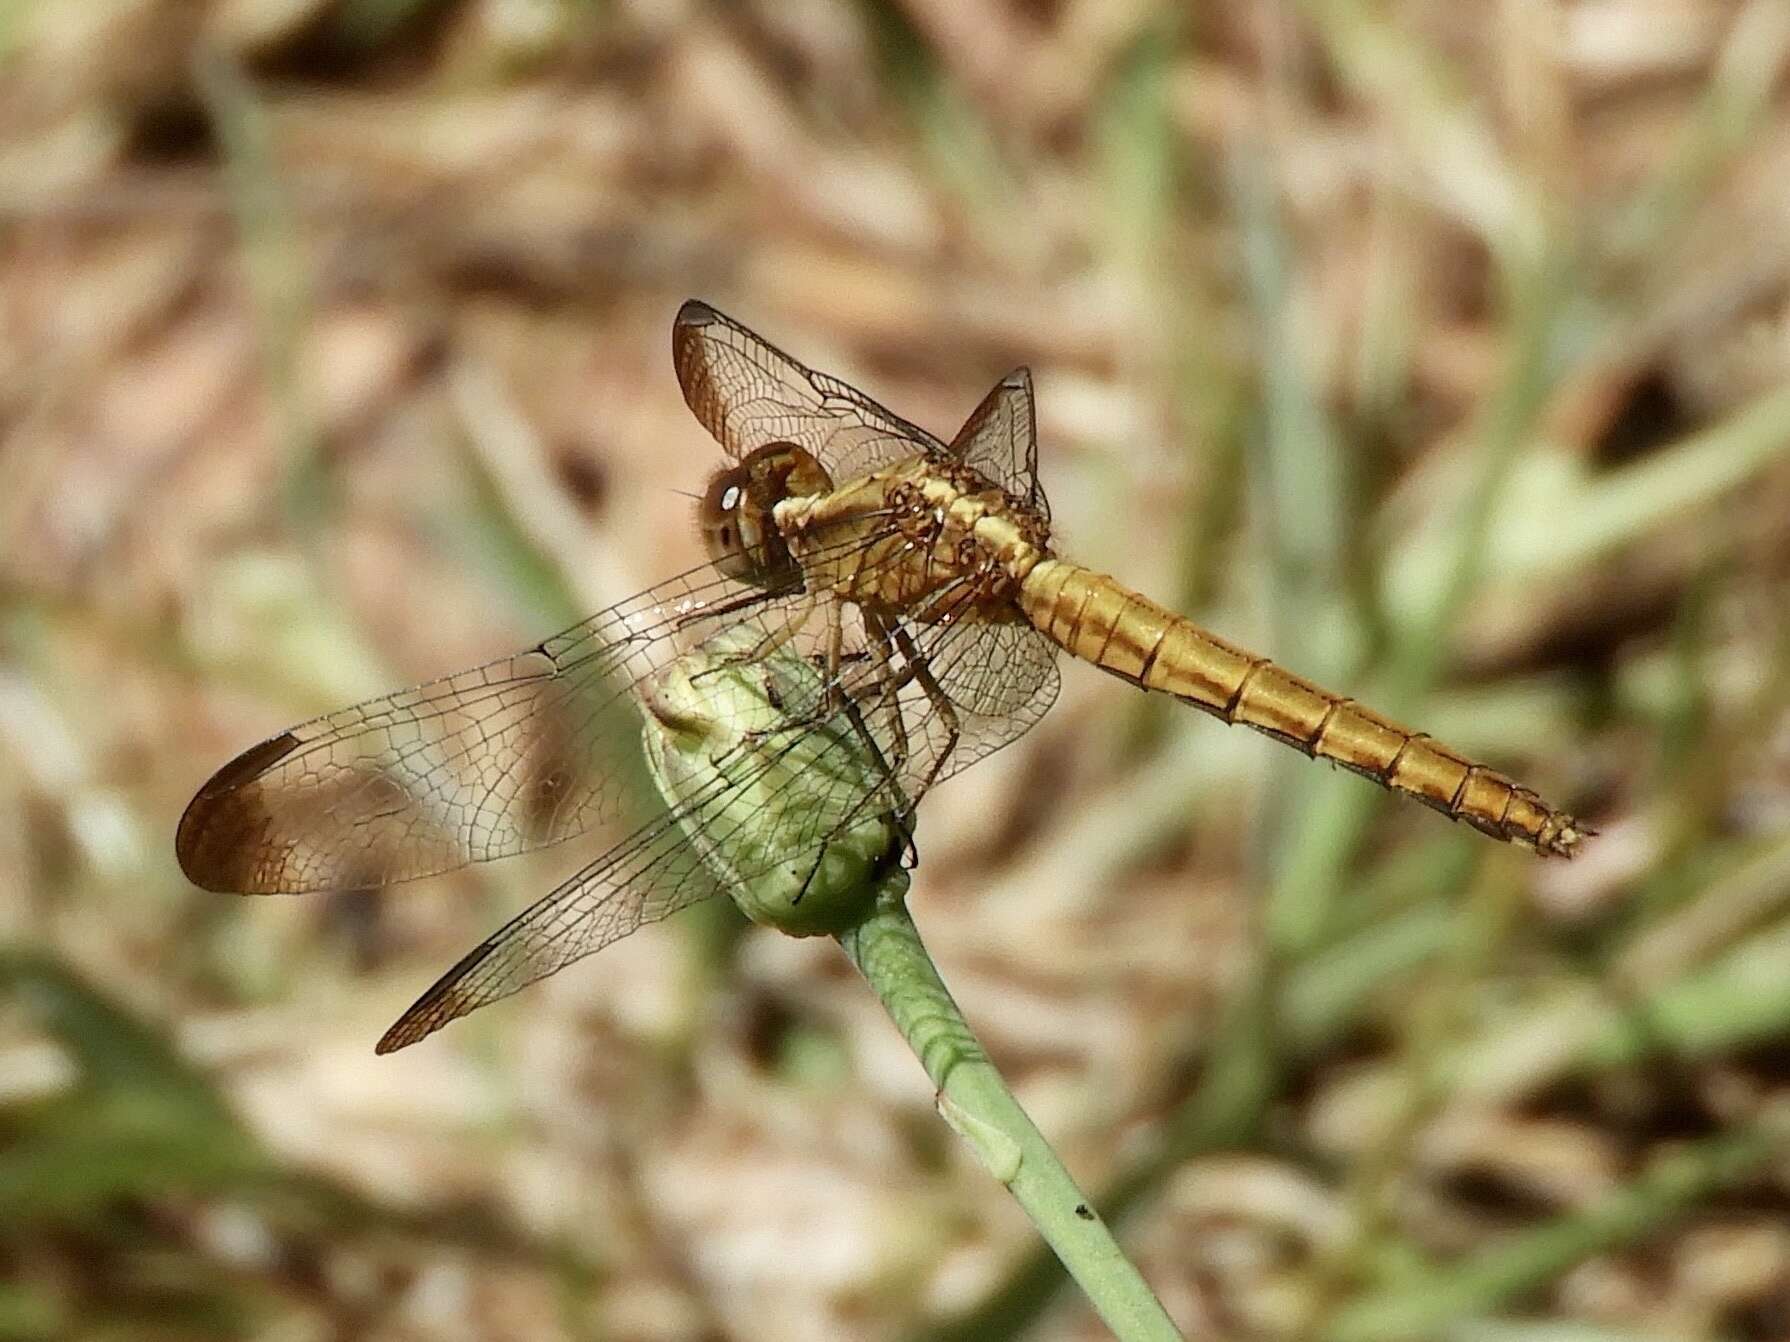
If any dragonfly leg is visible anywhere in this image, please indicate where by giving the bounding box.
[861,610,917,775]
[687,595,812,683]
[845,693,919,868]
[889,622,960,807]
[822,598,846,716]
[788,689,918,904]
[847,609,924,866]
[855,610,961,827]
[673,582,790,632]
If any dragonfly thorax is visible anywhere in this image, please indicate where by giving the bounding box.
[775,455,1051,626]
[699,442,835,587]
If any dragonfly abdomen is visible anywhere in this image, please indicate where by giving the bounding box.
[1018,559,1584,857]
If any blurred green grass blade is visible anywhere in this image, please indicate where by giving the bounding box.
[193,49,333,534]
[1518,383,1790,578]
[442,386,587,632]
[1229,145,1362,950]
[1280,896,1457,1049]
[1387,382,1790,619]
[1095,23,1176,274]
[1299,0,1536,255]
[1269,255,1569,940]
[1387,255,1565,689]
[1607,0,1790,264]
[860,0,1015,216]
[1586,917,1790,1068]
[339,0,453,48]
[0,1284,64,1341]
[1617,798,1790,988]
[1315,837,1790,1121]
[1327,1118,1788,1341]
[0,1096,264,1220]
[1264,248,1569,970]
[1232,154,1348,637]
[0,1111,590,1281]
[0,951,233,1128]
[0,7,23,64]
[1638,561,1725,899]
[1091,140,1382,1338]
[0,952,263,1222]
[0,952,595,1270]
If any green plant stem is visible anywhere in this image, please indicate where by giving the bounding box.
[838,884,1183,1342]
[1325,1114,1790,1342]
[640,637,1179,1339]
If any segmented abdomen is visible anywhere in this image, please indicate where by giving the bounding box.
[1018,559,1584,856]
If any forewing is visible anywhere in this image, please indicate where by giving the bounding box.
[673,300,944,480]
[376,595,1061,1053]
[375,629,892,1053]
[176,557,816,895]
[948,368,1049,523]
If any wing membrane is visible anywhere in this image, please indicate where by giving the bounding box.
[178,520,1056,898]
[376,798,720,1052]
[178,541,874,896]
[184,300,1069,1049]
[376,596,1059,1051]
[675,302,1049,522]
[673,300,945,480]
[948,369,1049,524]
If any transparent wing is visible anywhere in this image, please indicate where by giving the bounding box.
[673,299,947,481]
[375,798,723,1052]
[376,588,1060,1053]
[675,301,1052,521]
[179,510,1060,1051]
[177,542,885,896]
[948,369,1049,525]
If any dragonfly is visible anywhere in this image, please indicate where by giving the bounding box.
[178,301,1588,1052]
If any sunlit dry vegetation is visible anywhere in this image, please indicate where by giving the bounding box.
[3,1,1790,1338]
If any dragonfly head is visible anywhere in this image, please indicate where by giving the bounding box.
[700,443,833,586]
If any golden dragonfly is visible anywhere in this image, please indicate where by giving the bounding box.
[178,302,1587,1051]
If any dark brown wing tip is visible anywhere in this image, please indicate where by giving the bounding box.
[175,731,302,892]
[674,299,719,332]
[374,937,501,1054]
[374,1020,422,1054]
[194,730,302,799]
[672,301,720,409]
[173,813,225,890]
[376,1001,446,1054]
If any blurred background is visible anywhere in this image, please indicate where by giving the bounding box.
[4,1,1790,1339]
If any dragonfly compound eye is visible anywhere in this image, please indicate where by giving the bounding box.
[698,444,834,587]
[699,465,764,582]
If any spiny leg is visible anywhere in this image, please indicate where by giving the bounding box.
[888,621,961,808]
[835,691,919,869]
[789,639,920,899]
[861,609,913,774]
[821,597,846,715]
[674,581,789,632]
[846,607,923,865]
[687,594,813,685]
